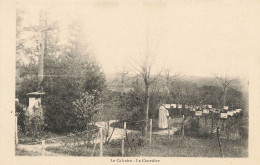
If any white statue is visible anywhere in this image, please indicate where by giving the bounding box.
[158,104,169,129]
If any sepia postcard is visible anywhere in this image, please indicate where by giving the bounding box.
[0,0,260,164]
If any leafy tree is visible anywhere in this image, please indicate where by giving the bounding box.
[226,87,243,109]
[169,80,200,106]
[42,42,105,132]
[16,12,106,133]
[198,85,222,108]
[93,89,121,122]
[73,92,103,130]
[120,83,145,122]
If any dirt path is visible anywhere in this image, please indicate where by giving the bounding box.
[95,120,139,140]
[96,120,181,137]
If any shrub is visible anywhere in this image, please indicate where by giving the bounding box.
[73,92,103,130]
[24,109,46,138]
[187,118,199,135]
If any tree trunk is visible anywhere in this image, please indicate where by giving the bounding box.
[144,83,150,136]
[222,88,227,107]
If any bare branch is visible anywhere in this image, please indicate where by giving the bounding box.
[150,69,163,84]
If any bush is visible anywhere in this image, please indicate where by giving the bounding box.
[73,92,102,130]
[238,111,248,140]
[187,118,199,135]
[24,110,46,138]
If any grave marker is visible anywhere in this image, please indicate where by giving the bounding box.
[171,104,177,108]
[195,111,202,117]
[220,113,228,119]
[203,109,209,114]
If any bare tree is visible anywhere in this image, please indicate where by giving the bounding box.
[128,31,162,135]
[214,74,235,108]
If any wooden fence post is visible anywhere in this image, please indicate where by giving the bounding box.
[41,140,45,156]
[168,117,170,140]
[15,116,18,145]
[106,120,110,143]
[197,117,200,130]
[222,119,225,131]
[182,115,185,138]
[99,127,103,156]
[211,115,214,134]
[122,122,126,156]
[149,119,152,144]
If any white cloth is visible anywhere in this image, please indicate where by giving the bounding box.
[158,106,169,129]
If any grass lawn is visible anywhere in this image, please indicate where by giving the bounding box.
[45,134,247,157]
[18,125,99,144]
[124,135,248,157]
[15,148,41,156]
[21,116,248,157]
[46,142,122,156]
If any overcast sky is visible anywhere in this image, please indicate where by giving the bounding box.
[17,0,258,79]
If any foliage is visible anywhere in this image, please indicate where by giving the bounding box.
[23,110,46,138]
[198,85,222,108]
[73,92,103,130]
[226,87,243,108]
[93,90,121,122]
[167,80,201,106]
[16,62,38,104]
[187,118,199,134]
[121,83,145,122]
[16,12,106,133]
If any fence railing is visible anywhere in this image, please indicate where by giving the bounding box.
[17,127,103,156]
[121,119,153,156]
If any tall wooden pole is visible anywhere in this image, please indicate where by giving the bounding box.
[168,117,170,140]
[149,119,152,143]
[182,115,185,138]
[41,140,45,156]
[122,122,126,156]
